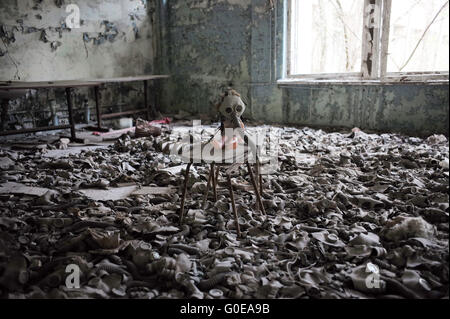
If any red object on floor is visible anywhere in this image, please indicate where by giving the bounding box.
[149,117,171,125]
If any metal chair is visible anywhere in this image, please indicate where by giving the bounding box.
[177,131,266,238]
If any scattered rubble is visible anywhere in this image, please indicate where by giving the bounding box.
[0,124,448,299]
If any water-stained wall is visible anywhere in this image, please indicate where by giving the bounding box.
[156,0,253,117]
[280,84,449,137]
[158,0,449,136]
[0,0,156,130]
[0,0,154,80]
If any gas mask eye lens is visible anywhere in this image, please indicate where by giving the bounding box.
[226,107,232,113]
[235,105,243,113]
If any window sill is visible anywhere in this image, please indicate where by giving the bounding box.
[278,75,449,86]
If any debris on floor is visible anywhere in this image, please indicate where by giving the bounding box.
[80,185,177,201]
[135,118,165,138]
[0,124,448,299]
[0,182,55,197]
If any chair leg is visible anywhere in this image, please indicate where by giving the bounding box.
[255,160,260,211]
[227,174,241,237]
[259,173,263,197]
[215,166,220,186]
[179,163,192,225]
[202,164,214,209]
[211,163,218,202]
[258,159,263,196]
[246,161,266,215]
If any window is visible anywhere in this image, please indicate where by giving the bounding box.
[285,0,449,83]
[388,0,449,73]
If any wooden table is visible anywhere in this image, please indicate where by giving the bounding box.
[85,75,169,129]
[0,75,169,139]
[0,80,102,141]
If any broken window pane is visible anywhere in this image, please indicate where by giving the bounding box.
[387,0,449,73]
[289,0,364,75]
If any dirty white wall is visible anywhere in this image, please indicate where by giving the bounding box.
[0,0,154,81]
[0,0,157,130]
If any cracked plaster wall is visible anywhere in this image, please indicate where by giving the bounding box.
[0,0,156,130]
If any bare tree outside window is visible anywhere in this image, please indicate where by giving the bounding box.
[388,0,449,72]
[290,0,363,75]
[287,0,449,82]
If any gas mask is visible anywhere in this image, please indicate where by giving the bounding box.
[216,89,257,158]
[218,90,246,129]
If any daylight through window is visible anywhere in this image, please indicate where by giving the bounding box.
[287,0,450,81]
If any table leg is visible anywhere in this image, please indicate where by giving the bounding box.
[247,161,266,215]
[94,86,102,129]
[153,80,160,117]
[227,173,241,237]
[65,87,76,141]
[144,80,150,120]
[179,163,192,225]
[1,99,9,131]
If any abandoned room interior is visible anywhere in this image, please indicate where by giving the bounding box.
[0,0,449,302]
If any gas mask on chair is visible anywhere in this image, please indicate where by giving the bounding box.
[216,89,257,159]
[218,89,246,130]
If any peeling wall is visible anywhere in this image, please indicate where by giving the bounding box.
[280,84,449,137]
[0,0,156,130]
[159,0,449,136]
[157,0,253,117]
[0,0,154,80]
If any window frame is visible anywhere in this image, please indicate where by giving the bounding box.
[283,0,449,84]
